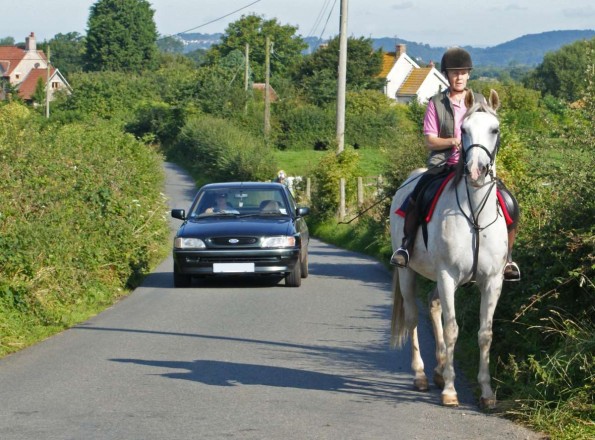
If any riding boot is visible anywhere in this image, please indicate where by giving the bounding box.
[390,199,419,267]
[503,227,521,281]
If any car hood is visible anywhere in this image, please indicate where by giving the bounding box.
[177,217,296,237]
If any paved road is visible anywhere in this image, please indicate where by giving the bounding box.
[0,162,541,440]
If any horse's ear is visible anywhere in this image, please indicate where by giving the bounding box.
[488,89,500,111]
[465,89,475,108]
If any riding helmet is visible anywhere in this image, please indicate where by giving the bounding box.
[440,47,473,73]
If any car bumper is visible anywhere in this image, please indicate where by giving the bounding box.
[173,248,300,276]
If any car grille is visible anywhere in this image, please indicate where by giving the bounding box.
[209,237,259,246]
[199,256,281,263]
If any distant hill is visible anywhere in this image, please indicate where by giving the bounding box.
[179,29,595,67]
[360,30,595,67]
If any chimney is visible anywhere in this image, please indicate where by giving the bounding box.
[25,32,36,51]
[429,60,435,68]
[396,44,406,58]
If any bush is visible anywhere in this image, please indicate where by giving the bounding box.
[125,100,187,147]
[275,101,334,150]
[0,103,168,355]
[309,148,361,220]
[171,114,277,185]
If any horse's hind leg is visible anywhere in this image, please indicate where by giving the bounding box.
[428,286,445,389]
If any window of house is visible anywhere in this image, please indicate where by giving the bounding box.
[51,82,59,89]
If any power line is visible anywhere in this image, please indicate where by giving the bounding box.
[158,0,263,40]
[305,0,333,39]
[318,0,338,45]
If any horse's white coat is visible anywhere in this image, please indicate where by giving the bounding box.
[389,90,507,407]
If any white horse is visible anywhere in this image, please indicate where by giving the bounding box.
[389,89,507,408]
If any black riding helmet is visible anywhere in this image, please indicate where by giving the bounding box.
[440,47,473,73]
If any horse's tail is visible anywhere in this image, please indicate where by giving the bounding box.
[390,267,408,348]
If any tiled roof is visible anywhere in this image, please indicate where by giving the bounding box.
[378,52,396,78]
[398,67,433,96]
[18,67,55,100]
[0,47,26,75]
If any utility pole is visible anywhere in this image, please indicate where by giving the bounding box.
[244,43,250,92]
[336,0,348,153]
[264,36,271,137]
[45,45,51,119]
[244,42,250,114]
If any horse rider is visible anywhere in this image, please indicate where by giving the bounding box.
[390,47,521,282]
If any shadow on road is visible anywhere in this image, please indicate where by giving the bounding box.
[110,357,435,404]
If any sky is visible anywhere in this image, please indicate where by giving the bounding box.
[3,0,595,48]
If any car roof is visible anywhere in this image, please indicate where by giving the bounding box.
[199,182,286,191]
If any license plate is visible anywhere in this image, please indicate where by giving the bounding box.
[213,263,255,273]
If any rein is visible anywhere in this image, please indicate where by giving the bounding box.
[456,142,501,281]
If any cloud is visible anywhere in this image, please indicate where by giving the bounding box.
[391,2,414,11]
[504,4,527,11]
[563,6,595,18]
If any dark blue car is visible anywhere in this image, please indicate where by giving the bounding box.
[171,182,310,287]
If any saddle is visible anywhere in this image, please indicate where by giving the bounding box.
[396,171,515,248]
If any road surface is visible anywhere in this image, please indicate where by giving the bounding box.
[0,162,541,440]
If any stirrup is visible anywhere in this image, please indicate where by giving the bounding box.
[390,248,409,268]
[504,262,521,282]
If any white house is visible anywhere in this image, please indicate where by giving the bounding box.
[0,32,71,102]
[379,44,448,104]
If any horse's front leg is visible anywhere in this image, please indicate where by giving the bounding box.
[399,269,429,391]
[437,276,459,406]
[477,277,503,409]
[428,286,445,389]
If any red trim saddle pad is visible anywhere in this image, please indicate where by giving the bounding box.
[396,172,513,226]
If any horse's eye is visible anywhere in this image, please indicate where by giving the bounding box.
[492,128,499,134]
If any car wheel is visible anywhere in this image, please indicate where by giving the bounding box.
[173,266,192,288]
[285,256,302,287]
[300,247,309,279]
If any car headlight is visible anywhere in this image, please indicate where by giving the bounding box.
[261,236,296,248]
[174,237,206,249]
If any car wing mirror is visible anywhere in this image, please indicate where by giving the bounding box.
[296,207,310,217]
[171,209,186,220]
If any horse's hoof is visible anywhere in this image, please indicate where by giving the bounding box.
[414,377,429,391]
[479,397,497,410]
[433,372,445,389]
[442,394,459,407]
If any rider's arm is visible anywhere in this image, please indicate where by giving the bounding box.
[423,100,460,152]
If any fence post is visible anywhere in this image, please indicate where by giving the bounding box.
[339,178,346,221]
[306,177,311,200]
[357,177,363,208]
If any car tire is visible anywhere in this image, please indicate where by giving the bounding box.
[300,247,309,278]
[285,255,302,287]
[173,266,192,288]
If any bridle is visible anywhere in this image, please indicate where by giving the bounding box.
[456,134,502,281]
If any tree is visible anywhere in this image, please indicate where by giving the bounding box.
[157,35,184,54]
[85,0,158,72]
[206,14,307,82]
[0,37,15,45]
[41,32,85,78]
[32,77,46,106]
[294,36,383,104]
[524,37,595,102]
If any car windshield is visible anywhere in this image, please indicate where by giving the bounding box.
[190,188,289,218]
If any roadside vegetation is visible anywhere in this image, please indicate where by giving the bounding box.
[1,1,593,437]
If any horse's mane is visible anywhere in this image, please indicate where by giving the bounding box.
[453,101,499,185]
